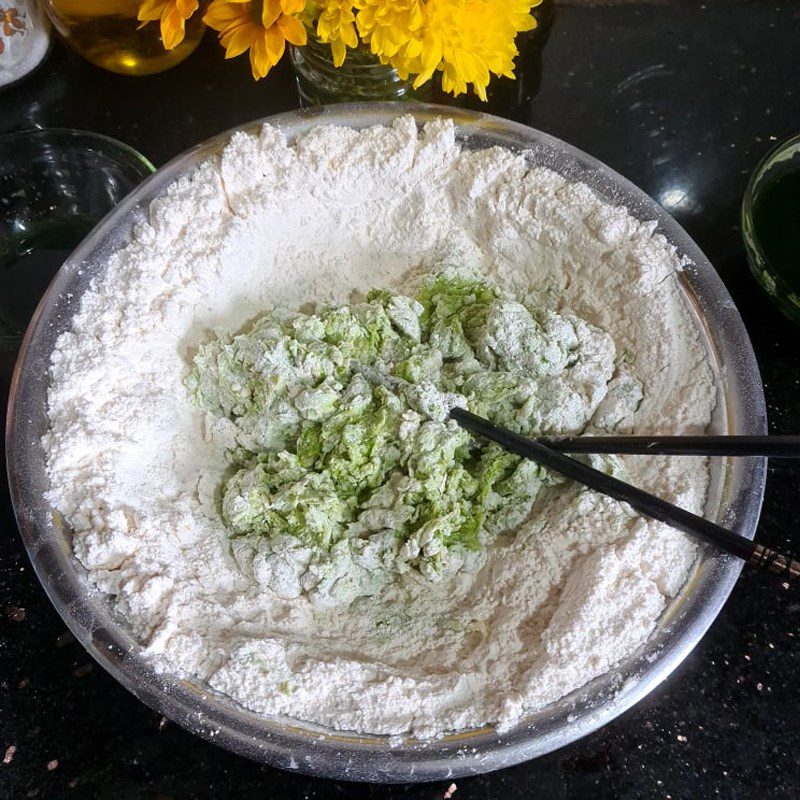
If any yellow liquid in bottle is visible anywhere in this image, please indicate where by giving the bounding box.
[43,0,206,76]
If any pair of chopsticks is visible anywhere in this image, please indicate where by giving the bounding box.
[450,408,800,583]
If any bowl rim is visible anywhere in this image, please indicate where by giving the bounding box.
[0,126,157,173]
[5,102,767,783]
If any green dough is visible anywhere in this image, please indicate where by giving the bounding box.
[187,269,619,594]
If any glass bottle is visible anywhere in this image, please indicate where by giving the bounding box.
[42,0,205,76]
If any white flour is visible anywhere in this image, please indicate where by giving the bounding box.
[44,117,716,738]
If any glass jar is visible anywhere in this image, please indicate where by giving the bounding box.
[42,0,205,76]
[290,31,427,106]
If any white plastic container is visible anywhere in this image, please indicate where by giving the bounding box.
[0,1,50,89]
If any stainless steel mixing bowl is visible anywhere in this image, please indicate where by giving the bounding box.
[5,103,766,782]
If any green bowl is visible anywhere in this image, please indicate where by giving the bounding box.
[742,132,800,324]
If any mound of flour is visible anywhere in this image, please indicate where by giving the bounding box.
[44,117,716,737]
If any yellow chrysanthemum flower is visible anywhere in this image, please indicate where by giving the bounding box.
[356,0,539,100]
[204,0,308,79]
[138,0,199,50]
[315,0,358,67]
[416,0,539,100]
[354,0,423,67]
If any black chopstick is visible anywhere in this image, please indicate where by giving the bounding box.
[535,435,800,457]
[450,407,800,582]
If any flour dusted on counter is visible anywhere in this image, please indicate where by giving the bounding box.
[43,117,716,737]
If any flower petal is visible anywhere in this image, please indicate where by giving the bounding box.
[138,0,167,22]
[249,33,273,78]
[331,37,346,66]
[176,0,200,17]
[277,14,307,46]
[204,0,249,29]
[262,0,282,27]
[161,5,187,49]
[264,24,286,61]
[221,23,257,57]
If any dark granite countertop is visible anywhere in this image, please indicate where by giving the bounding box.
[2,2,799,797]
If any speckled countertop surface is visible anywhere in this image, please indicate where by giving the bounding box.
[2,2,800,798]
